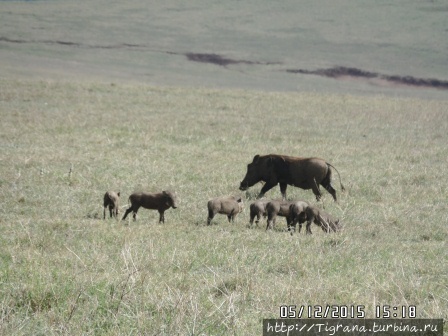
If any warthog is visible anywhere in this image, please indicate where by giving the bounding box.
[287,200,311,235]
[265,200,298,231]
[207,196,243,225]
[239,154,345,201]
[122,190,178,223]
[249,200,269,227]
[302,205,341,234]
[103,191,120,219]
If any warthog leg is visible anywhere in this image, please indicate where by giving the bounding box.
[255,214,261,226]
[279,182,287,201]
[249,213,256,227]
[121,207,132,220]
[258,181,278,199]
[266,214,276,231]
[323,183,337,202]
[306,221,313,234]
[207,209,215,225]
[311,178,322,201]
[288,214,305,236]
[159,210,165,223]
[122,205,139,221]
[249,212,262,228]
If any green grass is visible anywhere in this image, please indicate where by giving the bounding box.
[0,78,447,334]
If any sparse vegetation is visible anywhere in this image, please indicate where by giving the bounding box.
[0,78,446,334]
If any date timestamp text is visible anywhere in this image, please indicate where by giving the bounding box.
[279,305,417,319]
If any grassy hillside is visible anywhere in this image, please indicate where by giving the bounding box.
[1,0,448,98]
[0,78,446,335]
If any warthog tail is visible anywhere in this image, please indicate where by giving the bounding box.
[326,163,345,191]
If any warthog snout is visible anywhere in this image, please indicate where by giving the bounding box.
[239,181,249,191]
[165,190,178,209]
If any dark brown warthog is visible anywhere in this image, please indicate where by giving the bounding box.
[287,200,310,235]
[249,200,269,227]
[265,200,298,231]
[239,154,345,201]
[103,191,120,219]
[303,205,341,234]
[207,196,243,225]
[122,190,178,223]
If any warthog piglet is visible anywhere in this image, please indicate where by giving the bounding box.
[265,199,297,231]
[207,196,243,225]
[103,191,120,219]
[249,200,269,227]
[122,190,178,223]
[287,200,310,235]
[304,205,341,234]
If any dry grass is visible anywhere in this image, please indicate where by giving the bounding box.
[0,78,447,335]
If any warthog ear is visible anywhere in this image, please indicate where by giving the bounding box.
[252,155,260,163]
[117,192,121,197]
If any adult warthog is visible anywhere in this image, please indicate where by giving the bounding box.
[239,154,345,201]
[122,190,178,223]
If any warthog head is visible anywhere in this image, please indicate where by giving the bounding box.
[239,155,263,191]
[322,219,341,233]
[163,190,178,209]
[237,197,244,212]
[332,220,342,232]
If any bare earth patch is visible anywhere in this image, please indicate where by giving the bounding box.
[184,53,256,66]
[287,66,448,90]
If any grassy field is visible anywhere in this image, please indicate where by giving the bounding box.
[0,78,447,335]
[1,1,448,334]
